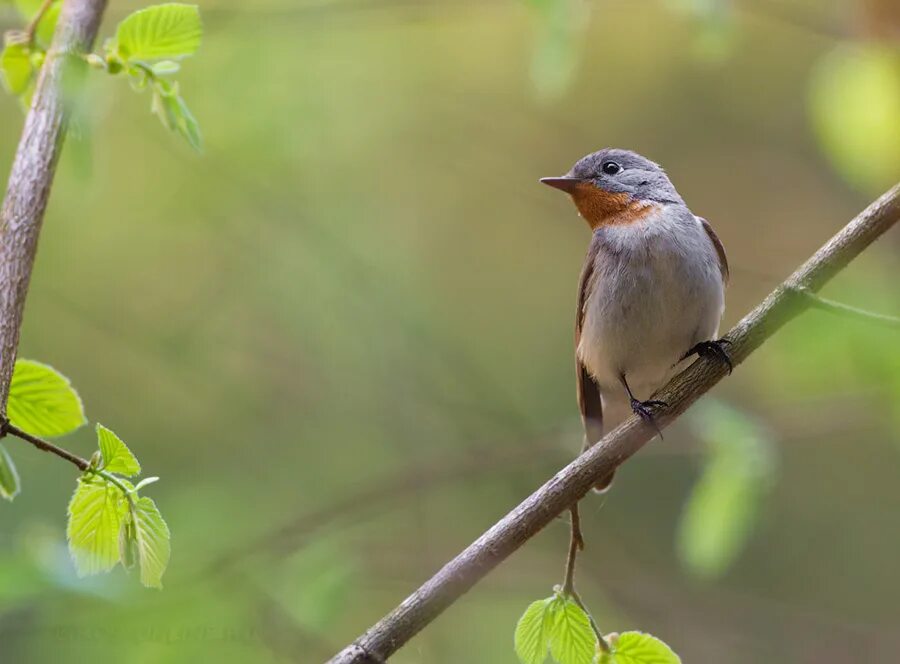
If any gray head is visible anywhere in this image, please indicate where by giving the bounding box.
[542,148,683,205]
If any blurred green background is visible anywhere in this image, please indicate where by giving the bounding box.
[1,0,899,662]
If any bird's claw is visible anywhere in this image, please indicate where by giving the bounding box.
[684,339,733,374]
[630,398,667,439]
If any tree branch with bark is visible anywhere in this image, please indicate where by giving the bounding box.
[328,182,900,663]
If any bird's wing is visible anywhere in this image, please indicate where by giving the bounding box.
[575,238,604,447]
[698,216,729,285]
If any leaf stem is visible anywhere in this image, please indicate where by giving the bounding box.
[791,286,900,329]
[561,504,582,595]
[24,0,56,45]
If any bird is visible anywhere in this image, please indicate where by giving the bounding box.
[541,148,731,492]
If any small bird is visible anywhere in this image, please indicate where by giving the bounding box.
[542,149,730,492]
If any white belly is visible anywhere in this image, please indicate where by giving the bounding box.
[577,213,724,403]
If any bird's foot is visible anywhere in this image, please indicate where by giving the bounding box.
[683,339,733,374]
[630,398,667,439]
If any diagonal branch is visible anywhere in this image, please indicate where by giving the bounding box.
[328,182,900,663]
[0,0,108,415]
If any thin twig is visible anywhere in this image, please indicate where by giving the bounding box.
[24,0,57,44]
[560,504,609,653]
[561,504,582,595]
[1,420,88,471]
[792,286,900,330]
[327,182,900,663]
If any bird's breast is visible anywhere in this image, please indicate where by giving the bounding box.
[577,212,725,392]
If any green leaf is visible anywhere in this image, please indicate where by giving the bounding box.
[132,495,170,588]
[96,424,141,477]
[1,41,34,96]
[151,81,202,150]
[677,401,775,579]
[810,46,900,195]
[67,477,127,576]
[8,359,86,437]
[601,632,680,664]
[515,597,555,664]
[113,3,202,62]
[0,445,21,501]
[548,596,597,664]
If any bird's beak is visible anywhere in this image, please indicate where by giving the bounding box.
[540,176,584,193]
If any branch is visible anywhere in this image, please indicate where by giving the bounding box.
[327,182,900,664]
[791,286,900,330]
[0,0,108,415]
[0,420,89,471]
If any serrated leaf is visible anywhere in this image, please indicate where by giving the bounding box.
[67,477,127,576]
[602,632,680,664]
[113,3,202,62]
[515,597,555,664]
[132,495,170,588]
[96,424,141,477]
[678,401,774,579]
[8,359,86,437]
[549,597,597,664]
[0,445,21,501]
[1,41,34,96]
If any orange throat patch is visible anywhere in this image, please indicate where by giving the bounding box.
[569,183,658,229]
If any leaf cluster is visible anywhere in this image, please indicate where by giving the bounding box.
[514,591,681,664]
[1,2,203,149]
[0,360,170,588]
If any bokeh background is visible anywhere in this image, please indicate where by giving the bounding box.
[1,0,899,662]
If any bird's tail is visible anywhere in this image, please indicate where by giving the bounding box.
[586,393,633,493]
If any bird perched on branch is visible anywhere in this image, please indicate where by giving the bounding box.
[542,149,731,492]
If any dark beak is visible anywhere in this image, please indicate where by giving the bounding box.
[540,176,584,193]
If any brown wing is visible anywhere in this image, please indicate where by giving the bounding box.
[575,239,604,448]
[698,216,729,284]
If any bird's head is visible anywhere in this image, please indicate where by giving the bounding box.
[541,148,682,229]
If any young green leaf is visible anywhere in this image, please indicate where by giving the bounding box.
[0,445,21,501]
[1,41,34,96]
[548,596,597,664]
[678,401,774,579]
[113,3,202,62]
[132,495,170,588]
[600,631,680,664]
[515,597,556,664]
[151,80,202,150]
[67,477,127,576]
[7,359,86,437]
[96,424,141,477]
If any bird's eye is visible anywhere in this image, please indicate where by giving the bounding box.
[601,161,621,175]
